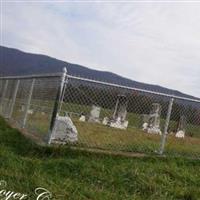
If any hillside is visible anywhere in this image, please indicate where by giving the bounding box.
[0,116,200,200]
[0,45,198,100]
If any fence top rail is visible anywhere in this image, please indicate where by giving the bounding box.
[0,72,62,80]
[68,75,200,104]
[0,71,199,104]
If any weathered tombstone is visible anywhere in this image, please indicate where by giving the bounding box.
[113,95,127,121]
[79,113,86,122]
[142,122,148,131]
[142,114,150,131]
[20,105,33,114]
[20,105,25,112]
[102,117,109,125]
[88,105,101,123]
[147,103,162,135]
[27,109,33,114]
[175,115,186,138]
[50,114,78,144]
[110,117,129,130]
[109,95,129,129]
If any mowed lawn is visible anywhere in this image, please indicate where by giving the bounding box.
[74,120,200,158]
[0,116,200,200]
[9,100,200,159]
[12,108,200,159]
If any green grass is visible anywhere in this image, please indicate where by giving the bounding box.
[72,120,200,158]
[0,116,200,200]
[61,102,200,137]
[3,98,200,138]
[8,102,200,158]
[10,109,200,158]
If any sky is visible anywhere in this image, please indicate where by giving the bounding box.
[1,1,200,97]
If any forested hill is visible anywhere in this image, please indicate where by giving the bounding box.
[0,45,199,100]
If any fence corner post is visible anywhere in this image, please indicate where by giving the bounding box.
[159,97,174,155]
[47,67,67,145]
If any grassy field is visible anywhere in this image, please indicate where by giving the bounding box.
[0,116,200,200]
[6,100,200,158]
[61,102,200,137]
[74,120,200,158]
[9,108,200,158]
[8,98,200,139]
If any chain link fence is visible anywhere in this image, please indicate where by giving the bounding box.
[0,68,200,158]
[0,73,61,143]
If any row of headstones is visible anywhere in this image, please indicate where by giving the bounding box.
[81,102,186,138]
[50,95,129,144]
[79,95,129,130]
[50,96,186,144]
[142,103,186,138]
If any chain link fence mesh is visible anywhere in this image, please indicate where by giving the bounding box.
[0,71,199,159]
[0,75,61,143]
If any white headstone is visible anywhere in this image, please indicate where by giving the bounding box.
[147,127,162,135]
[110,118,129,130]
[20,105,25,112]
[109,95,129,130]
[113,95,128,122]
[88,105,101,123]
[51,115,78,144]
[147,103,162,135]
[142,122,148,131]
[102,117,109,125]
[79,115,86,122]
[175,115,186,138]
[27,109,33,114]
[175,130,185,138]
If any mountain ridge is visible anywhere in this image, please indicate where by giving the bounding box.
[0,45,199,100]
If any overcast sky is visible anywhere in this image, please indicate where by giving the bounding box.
[1,1,200,97]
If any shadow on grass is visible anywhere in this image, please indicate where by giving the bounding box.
[1,116,200,200]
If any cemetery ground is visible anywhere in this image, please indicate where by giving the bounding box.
[18,102,200,158]
[0,116,200,200]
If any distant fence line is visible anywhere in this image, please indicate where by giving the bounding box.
[0,68,200,158]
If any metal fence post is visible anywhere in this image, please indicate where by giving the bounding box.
[22,78,35,128]
[8,79,20,119]
[0,79,9,115]
[47,67,67,144]
[159,97,174,155]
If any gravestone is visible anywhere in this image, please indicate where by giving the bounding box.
[142,122,148,131]
[20,105,25,112]
[142,114,150,131]
[79,113,86,122]
[20,105,33,114]
[88,105,101,123]
[175,115,186,138]
[146,103,162,135]
[50,114,78,144]
[109,95,129,130]
[102,117,109,125]
[27,109,33,114]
